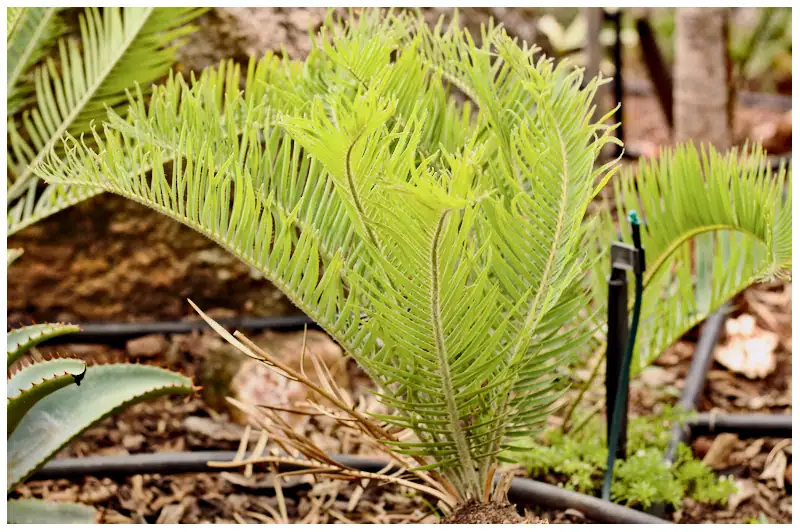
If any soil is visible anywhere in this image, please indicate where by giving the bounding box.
[446,500,543,524]
[7,7,791,525]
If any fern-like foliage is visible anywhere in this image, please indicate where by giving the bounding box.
[34,9,790,503]
[584,144,791,378]
[7,7,65,115]
[6,6,204,237]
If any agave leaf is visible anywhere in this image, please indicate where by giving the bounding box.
[7,498,97,524]
[7,363,193,490]
[7,358,87,436]
[7,323,81,368]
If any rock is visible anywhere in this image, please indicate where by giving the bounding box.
[228,330,348,426]
[714,314,779,379]
[177,7,329,74]
[785,463,792,487]
[126,334,169,357]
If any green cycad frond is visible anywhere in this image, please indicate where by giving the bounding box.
[587,143,791,376]
[33,9,610,501]
[35,8,787,505]
[7,7,65,115]
[35,62,366,361]
[7,7,24,33]
[6,7,204,237]
[422,23,621,459]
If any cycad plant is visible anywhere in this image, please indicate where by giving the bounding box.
[34,9,790,520]
[6,6,204,242]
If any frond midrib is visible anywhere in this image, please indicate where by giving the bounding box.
[429,210,480,497]
[7,184,102,237]
[642,223,775,290]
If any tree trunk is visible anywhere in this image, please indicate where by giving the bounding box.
[673,8,733,149]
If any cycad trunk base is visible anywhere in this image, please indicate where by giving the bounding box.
[446,500,533,524]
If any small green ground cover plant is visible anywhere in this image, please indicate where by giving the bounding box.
[510,406,736,509]
[34,8,790,521]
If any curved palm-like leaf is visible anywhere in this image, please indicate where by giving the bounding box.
[33,9,789,503]
[7,248,24,267]
[35,17,608,501]
[6,7,204,237]
[6,7,65,115]
[584,143,791,378]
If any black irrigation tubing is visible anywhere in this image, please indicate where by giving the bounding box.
[27,315,321,346]
[645,309,728,519]
[34,452,670,524]
[664,308,730,463]
[687,413,792,440]
[648,306,795,518]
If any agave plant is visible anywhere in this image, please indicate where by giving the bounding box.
[6,6,204,241]
[34,9,791,519]
[6,313,194,523]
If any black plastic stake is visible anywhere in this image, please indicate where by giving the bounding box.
[605,267,630,459]
[609,9,624,156]
[604,240,644,463]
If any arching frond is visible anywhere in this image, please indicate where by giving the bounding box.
[6,7,204,237]
[585,143,791,376]
[6,7,65,115]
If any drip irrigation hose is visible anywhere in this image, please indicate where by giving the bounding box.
[602,211,644,501]
[648,308,728,519]
[27,315,321,346]
[33,452,669,524]
[688,413,792,439]
[664,309,729,463]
